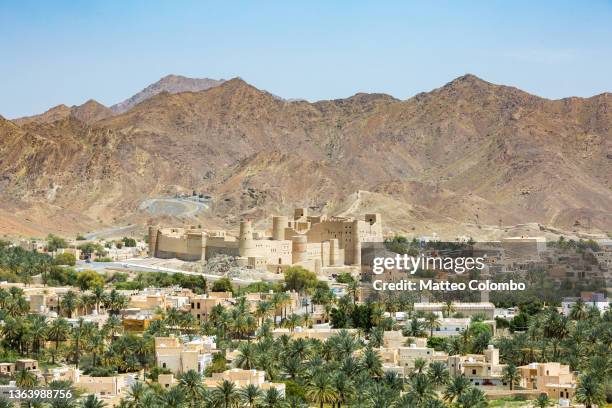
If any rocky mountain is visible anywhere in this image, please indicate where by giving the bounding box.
[109,74,226,113]
[0,74,610,237]
[14,100,114,126]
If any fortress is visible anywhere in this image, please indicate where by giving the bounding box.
[148,208,383,272]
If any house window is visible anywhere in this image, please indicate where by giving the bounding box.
[162,363,166,368]
[472,369,477,375]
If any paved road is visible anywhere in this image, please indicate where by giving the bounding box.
[84,225,138,240]
[84,197,211,240]
[138,197,210,218]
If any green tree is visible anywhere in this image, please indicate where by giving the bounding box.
[61,290,80,318]
[157,386,186,408]
[456,387,488,408]
[423,312,441,337]
[211,379,240,408]
[405,373,436,406]
[76,270,105,291]
[178,370,207,408]
[502,364,521,391]
[428,361,450,387]
[48,317,70,363]
[211,277,233,293]
[575,374,605,408]
[47,234,68,252]
[15,369,37,388]
[55,253,76,266]
[305,372,337,408]
[283,266,318,294]
[80,394,106,408]
[238,384,263,408]
[261,387,287,408]
[443,375,471,402]
[532,393,554,408]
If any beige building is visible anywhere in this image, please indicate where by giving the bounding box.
[149,209,383,272]
[383,330,427,349]
[154,337,215,375]
[448,345,506,386]
[518,362,576,400]
[189,292,233,320]
[128,291,166,311]
[371,343,447,372]
[272,327,357,341]
[414,302,495,319]
[245,291,300,316]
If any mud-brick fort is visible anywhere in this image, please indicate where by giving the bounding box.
[148,208,383,272]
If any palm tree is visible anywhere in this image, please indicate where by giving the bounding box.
[423,313,441,337]
[71,318,88,368]
[47,317,70,364]
[305,372,337,408]
[105,289,128,315]
[103,315,123,341]
[456,387,487,408]
[238,384,263,408]
[360,347,383,378]
[413,358,428,375]
[211,379,240,408]
[575,374,605,408]
[502,364,521,390]
[443,300,456,318]
[80,394,106,408]
[428,361,450,387]
[260,387,287,408]
[569,299,588,321]
[125,382,147,408]
[381,371,403,393]
[405,373,435,406]
[158,386,186,408]
[255,301,274,326]
[0,397,14,408]
[235,342,257,370]
[281,356,302,380]
[332,371,355,408]
[178,370,207,408]
[404,318,425,338]
[284,314,302,332]
[92,286,105,315]
[532,393,553,408]
[443,375,471,402]
[29,315,48,355]
[15,369,37,388]
[61,290,79,318]
[422,400,447,408]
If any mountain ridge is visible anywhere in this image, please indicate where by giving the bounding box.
[109,74,226,113]
[1,74,610,237]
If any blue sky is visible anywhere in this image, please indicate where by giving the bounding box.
[2,1,612,118]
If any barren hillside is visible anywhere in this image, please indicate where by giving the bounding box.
[0,75,610,238]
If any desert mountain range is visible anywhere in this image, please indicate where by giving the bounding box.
[0,74,610,238]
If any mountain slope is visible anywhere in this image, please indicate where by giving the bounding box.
[14,100,114,125]
[110,74,226,113]
[0,75,610,237]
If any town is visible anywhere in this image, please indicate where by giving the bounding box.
[0,209,610,408]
